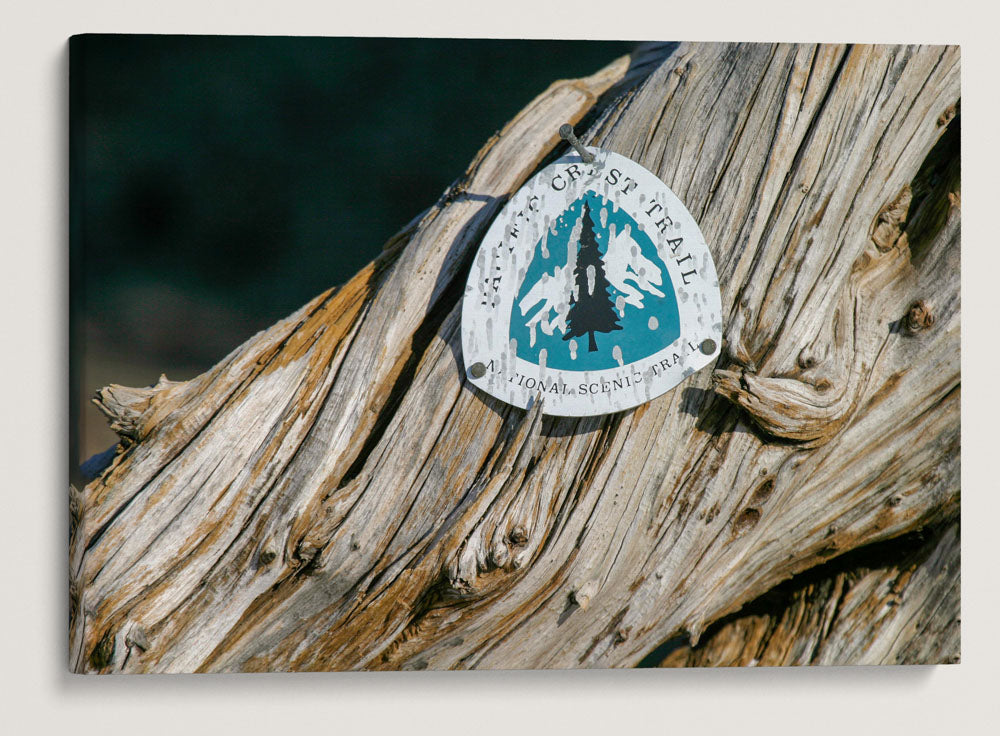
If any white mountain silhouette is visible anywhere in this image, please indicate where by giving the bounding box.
[604,222,665,310]
[517,213,664,347]
[518,267,572,348]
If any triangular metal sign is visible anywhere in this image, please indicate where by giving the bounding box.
[461,145,722,416]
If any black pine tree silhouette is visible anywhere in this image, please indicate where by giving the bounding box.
[563,201,622,353]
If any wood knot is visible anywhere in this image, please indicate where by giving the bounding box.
[750,478,775,506]
[449,577,473,595]
[291,540,321,570]
[124,623,149,651]
[508,525,528,545]
[871,185,912,252]
[797,344,823,370]
[257,534,279,566]
[89,629,116,670]
[489,542,511,568]
[702,502,721,524]
[937,103,957,127]
[732,507,761,536]
[570,580,599,611]
[903,300,934,334]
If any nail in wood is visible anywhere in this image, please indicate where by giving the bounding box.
[559,124,595,163]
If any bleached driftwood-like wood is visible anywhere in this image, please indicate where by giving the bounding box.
[71,42,960,673]
[657,522,959,667]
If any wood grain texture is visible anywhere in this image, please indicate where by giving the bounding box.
[71,42,960,673]
[657,522,959,667]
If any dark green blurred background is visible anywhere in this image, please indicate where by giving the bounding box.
[70,34,636,470]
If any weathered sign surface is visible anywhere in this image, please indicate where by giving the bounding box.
[462,148,722,415]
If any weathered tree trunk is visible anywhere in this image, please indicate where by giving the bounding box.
[655,521,960,667]
[71,41,960,673]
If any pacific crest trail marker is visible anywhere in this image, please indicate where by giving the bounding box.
[462,130,723,416]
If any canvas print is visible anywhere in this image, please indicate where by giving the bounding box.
[70,36,960,673]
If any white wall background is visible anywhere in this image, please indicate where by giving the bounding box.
[2,1,995,733]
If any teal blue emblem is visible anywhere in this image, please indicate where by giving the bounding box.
[510,191,681,371]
